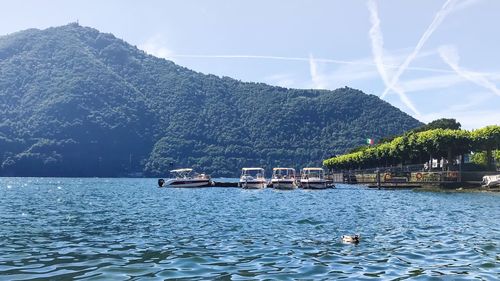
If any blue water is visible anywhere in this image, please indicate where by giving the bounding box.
[0,178,499,280]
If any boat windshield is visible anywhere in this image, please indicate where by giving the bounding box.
[241,168,265,178]
[302,168,324,179]
[273,168,295,179]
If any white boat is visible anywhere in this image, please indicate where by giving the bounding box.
[482,174,500,187]
[300,167,327,189]
[159,168,211,188]
[271,168,297,190]
[239,168,267,189]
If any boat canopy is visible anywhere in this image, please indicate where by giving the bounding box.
[242,168,264,171]
[170,168,193,173]
[302,167,324,171]
[273,167,295,171]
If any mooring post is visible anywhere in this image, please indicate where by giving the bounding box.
[458,154,463,183]
[376,168,381,189]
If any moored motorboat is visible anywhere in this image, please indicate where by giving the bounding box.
[239,168,267,189]
[271,168,297,190]
[300,167,327,189]
[159,168,211,188]
[482,174,500,187]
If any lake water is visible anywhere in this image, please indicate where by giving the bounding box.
[0,178,498,280]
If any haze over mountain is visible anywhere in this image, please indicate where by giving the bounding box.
[0,24,422,177]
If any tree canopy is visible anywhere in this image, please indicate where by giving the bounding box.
[323,125,500,171]
[412,118,461,132]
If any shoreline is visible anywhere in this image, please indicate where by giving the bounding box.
[415,185,500,193]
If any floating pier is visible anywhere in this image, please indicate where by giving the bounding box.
[211,181,239,187]
[165,181,336,188]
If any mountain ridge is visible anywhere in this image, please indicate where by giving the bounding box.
[0,23,422,177]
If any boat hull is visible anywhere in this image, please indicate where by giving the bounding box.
[300,179,328,189]
[240,180,267,189]
[164,179,211,188]
[271,179,297,190]
[482,175,500,187]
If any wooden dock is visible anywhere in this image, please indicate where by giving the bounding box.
[367,183,422,189]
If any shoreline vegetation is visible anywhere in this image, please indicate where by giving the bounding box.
[0,24,497,183]
[323,120,499,190]
[323,123,499,172]
[0,24,422,178]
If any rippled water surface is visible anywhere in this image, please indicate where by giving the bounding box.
[0,178,499,280]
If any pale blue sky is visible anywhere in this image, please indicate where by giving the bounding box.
[1,0,499,129]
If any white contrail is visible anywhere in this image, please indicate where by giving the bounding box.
[439,45,500,97]
[169,54,454,74]
[367,0,420,116]
[380,0,458,98]
[308,54,327,89]
[368,0,389,85]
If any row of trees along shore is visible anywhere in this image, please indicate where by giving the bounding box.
[323,123,500,171]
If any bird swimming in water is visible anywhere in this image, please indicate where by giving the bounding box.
[342,234,360,244]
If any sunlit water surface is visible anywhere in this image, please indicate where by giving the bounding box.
[0,178,498,280]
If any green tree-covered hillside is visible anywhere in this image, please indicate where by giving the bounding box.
[0,24,422,177]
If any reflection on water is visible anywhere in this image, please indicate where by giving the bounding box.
[0,178,498,280]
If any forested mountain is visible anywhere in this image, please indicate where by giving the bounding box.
[0,23,422,177]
